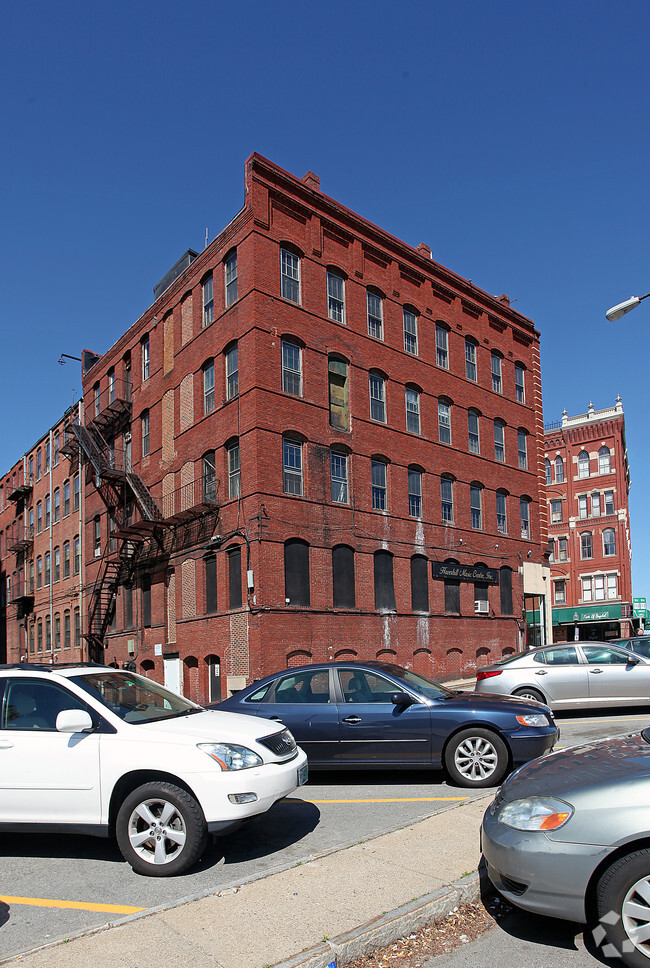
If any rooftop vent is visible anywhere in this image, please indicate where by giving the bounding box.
[153,249,199,301]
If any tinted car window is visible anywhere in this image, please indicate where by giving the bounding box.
[272,670,331,704]
[544,647,579,665]
[246,683,272,703]
[3,679,89,731]
[582,646,633,665]
[631,641,650,659]
[338,669,397,703]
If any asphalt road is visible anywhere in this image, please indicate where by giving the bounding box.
[1,706,648,959]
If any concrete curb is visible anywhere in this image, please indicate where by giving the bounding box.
[271,871,484,968]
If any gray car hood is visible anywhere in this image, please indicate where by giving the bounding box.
[502,731,650,800]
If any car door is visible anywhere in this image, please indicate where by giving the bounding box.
[248,669,340,766]
[334,668,432,767]
[580,645,650,704]
[528,646,591,706]
[0,677,102,824]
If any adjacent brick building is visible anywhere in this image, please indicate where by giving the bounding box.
[544,399,633,642]
[3,154,551,696]
[0,406,85,663]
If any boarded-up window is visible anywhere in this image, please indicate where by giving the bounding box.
[181,293,193,346]
[284,539,310,606]
[374,551,395,611]
[500,566,513,615]
[163,313,174,374]
[124,584,133,628]
[228,546,242,609]
[332,545,355,608]
[205,555,217,613]
[328,358,348,430]
[474,581,488,604]
[162,390,175,463]
[410,555,429,612]
[167,568,176,643]
[444,560,460,614]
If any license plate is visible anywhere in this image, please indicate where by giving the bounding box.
[297,763,308,786]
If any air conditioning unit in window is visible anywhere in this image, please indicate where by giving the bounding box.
[475,600,489,614]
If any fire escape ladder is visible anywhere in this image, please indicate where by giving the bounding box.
[69,423,110,479]
[86,540,140,656]
[126,472,163,522]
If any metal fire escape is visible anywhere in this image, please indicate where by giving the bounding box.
[62,377,220,661]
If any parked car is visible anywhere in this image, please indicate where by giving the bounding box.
[211,661,558,788]
[482,730,650,968]
[612,635,650,659]
[0,663,307,875]
[475,642,650,709]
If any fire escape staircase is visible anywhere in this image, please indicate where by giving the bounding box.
[86,543,138,658]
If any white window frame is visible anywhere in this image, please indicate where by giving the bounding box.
[515,364,525,403]
[367,291,383,340]
[203,361,215,415]
[438,400,451,444]
[403,309,418,355]
[226,344,239,400]
[496,492,507,534]
[225,251,238,307]
[330,451,349,504]
[408,468,422,518]
[228,442,241,499]
[327,271,345,323]
[491,352,502,393]
[369,374,386,422]
[283,437,303,496]
[405,388,420,434]
[202,274,214,327]
[441,477,454,523]
[465,339,477,382]
[517,430,528,470]
[281,340,302,396]
[371,459,387,511]
[494,420,505,462]
[435,325,449,369]
[578,450,590,478]
[470,486,482,529]
[281,249,301,303]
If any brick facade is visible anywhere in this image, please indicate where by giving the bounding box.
[544,399,633,642]
[2,154,549,698]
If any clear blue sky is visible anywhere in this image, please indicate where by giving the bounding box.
[2,1,649,593]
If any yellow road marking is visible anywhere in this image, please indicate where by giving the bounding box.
[563,715,650,726]
[296,796,469,804]
[0,895,145,914]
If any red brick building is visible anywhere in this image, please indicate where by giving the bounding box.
[42,154,549,700]
[544,399,633,642]
[0,406,85,664]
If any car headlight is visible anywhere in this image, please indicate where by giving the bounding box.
[198,743,263,770]
[498,795,573,830]
[515,713,550,727]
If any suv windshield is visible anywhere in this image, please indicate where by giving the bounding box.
[71,671,200,724]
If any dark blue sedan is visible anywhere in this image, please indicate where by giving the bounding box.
[211,661,558,788]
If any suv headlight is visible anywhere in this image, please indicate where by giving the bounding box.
[498,795,573,830]
[198,743,263,770]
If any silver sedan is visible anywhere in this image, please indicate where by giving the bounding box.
[475,642,650,709]
[482,731,650,968]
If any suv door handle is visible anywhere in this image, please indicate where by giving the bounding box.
[589,669,604,674]
[535,670,548,676]
[342,715,362,724]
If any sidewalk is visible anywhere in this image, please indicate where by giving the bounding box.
[4,795,491,968]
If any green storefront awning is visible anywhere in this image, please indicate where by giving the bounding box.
[551,604,624,626]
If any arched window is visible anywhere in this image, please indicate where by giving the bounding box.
[500,566,513,614]
[411,554,429,612]
[494,419,506,462]
[555,456,564,483]
[545,458,552,485]
[470,484,482,530]
[603,528,616,556]
[284,539,310,606]
[465,338,478,382]
[491,351,503,393]
[327,269,346,323]
[405,385,421,435]
[438,398,452,444]
[202,450,216,503]
[441,475,454,523]
[580,531,593,559]
[599,446,611,474]
[332,545,355,608]
[444,558,460,614]
[374,550,395,611]
[578,450,590,478]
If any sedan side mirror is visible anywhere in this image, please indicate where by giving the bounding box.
[391,691,416,707]
[56,709,94,733]
[627,655,641,666]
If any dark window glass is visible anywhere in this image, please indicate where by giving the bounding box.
[124,585,133,629]
[205,555,217,613]
[332,545,355,608]
[142,574,151,627]
[411,555,429,612]
[374,551,396,611]
[228,546,242,609]
[284,539,310,606]
[444,566,460,612]
[500,567,513,615]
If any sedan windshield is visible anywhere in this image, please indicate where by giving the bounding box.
[391,668,454,701]
[71,671,201,724]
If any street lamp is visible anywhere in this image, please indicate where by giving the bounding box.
[605,292,650,322]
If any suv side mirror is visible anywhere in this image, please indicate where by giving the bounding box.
[56,709,94,733]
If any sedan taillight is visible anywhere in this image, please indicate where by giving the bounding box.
[476,670,503,681]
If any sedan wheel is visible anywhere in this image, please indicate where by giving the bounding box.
[116,781,208,876]
[444,728,508,788]
[512,687,545,704]
[597,849,650,967]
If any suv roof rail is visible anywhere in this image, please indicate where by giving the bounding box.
[0,661,108,672]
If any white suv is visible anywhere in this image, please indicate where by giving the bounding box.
[0,663,307,876]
